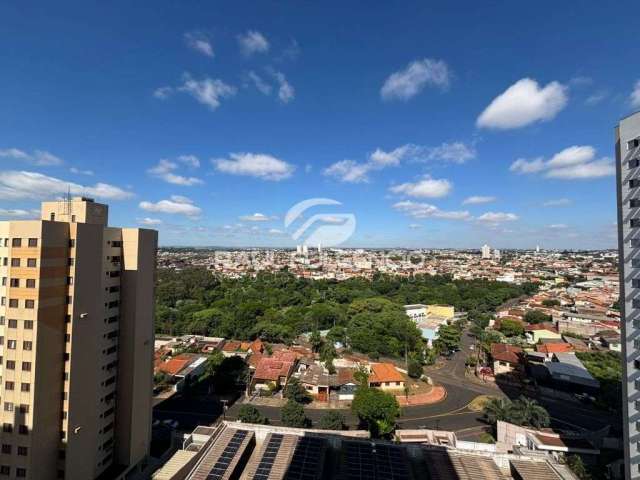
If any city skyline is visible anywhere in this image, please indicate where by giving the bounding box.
[1,2,639,249]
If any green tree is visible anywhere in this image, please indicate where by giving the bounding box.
[353,366,370,387]
[237,404,268,424]
[281,400,308,428]
[283,377,311,404]
[499,319,524,337]
[351,387,400,438]
[542,299,560,307]
[309,330,323,353]
[317,411,346,430]
[524,310,551,325]
[482,397,513,426]
[566,455,591,480]
[511,396,550,429]
[200,350,224,381]
[433,324,461,353]
[407,357,423,379]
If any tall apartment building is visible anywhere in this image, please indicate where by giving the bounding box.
[616,111,640,480]
[481,244,491,259]
[0,197,157,480]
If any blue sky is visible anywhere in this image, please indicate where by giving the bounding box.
[1,1,638,248]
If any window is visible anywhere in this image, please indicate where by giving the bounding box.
[66,296,72,305]
[7,340,16,349]
[20,383,29,393]
[68,258,74,267]
[5,382,14,391]
[71,215,76,223]
[10,258,20,267]
[0,298,4,306]
[8,299,17,308]
[1,445,11,454]
[50,213,55,221]
[634,299,640,309]
[25,300,34,309]
[16,468,25,478]
[9,278,19,288]
[8,319,17,328]
[18,405,28,414]
[11,238,21,247]
[17,446,27,456]
[18,425,28,435]
[631,158,640,169]
[0,317,4,326]
[0,466,9,475]
[67,276,73,285]
[629,138,640,150]
[631,179,640,188]
[27,258,36,267]
[1,278,4,286]
[5,361,15,370]
[69,239,75,248]
[23,341,32,351]
[27,238,37,247]
[2,424,11,433]
[26,279,35,288]
[4,403,14,412]
[24,320,33,329]
[22,362,31,372]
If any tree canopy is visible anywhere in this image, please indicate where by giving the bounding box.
[351,387,400,437]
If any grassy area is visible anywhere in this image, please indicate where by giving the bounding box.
[575,351,622,412]
[467,395,499,412]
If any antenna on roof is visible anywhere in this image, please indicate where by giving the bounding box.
[64,185,71,215]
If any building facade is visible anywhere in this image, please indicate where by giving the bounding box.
[0,197,157,479]
[616,111,640,480]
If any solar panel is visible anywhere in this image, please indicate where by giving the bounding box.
[342,441,410,480]
[252,433,284,480]
[206,430,249,480]
[284,436,326,480]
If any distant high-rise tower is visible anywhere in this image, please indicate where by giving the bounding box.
[302,245,308,256]
[536,245,540,253]
[493,249,501,260]
[616,111,640,480]
[296,245,303,255]
[481,244,491,259]
[0,197,157,479]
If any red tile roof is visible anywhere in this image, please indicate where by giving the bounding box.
[536,343,574,354]
[157,353,195,376]
[490,343,523,364]
[253,357,294,382]
[369,363,404,384]
[524,323,558,333]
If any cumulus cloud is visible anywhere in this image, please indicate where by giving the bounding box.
[178,73,237,110]
[381,58,450,101]
[389,175,452,198]
[631,80,640,108]
[0,148,64,166]
[70,167,94,176]
[510,145,614,179]
[543,198,571,207]
[547,223,568,229]
[323,160,371,183]
[153,86,173,100]
[184,31,214,58]
[214,152,294,181]
[477,78,568,129]
[393,200,470,220]
[148,159,203,186]
[477,212,519,224]
[237,30,270,56]
[426,142,476,164]
[139,195,201,217]
[462,196,496,205]
[239,213,277,222]
[177,154,200,168]
[0,171,133,201]
[247,71,273,95]
[0,208,36,218]
[269,70,295,103]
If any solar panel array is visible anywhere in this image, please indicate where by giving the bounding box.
[252,433,284,480]
[283,436,326,480]
[206,430,249,480]
[342,441,410,480]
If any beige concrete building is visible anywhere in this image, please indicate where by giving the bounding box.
[0,197,157,480]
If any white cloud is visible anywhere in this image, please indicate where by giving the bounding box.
[214,152,294,181]
[543,198,571,207]
[0,148,64,166]
[381,58,450,101]
[139,217,163,225]
[247,71,272,95]
[369,145,413,167]
[139,195,201,217]
[0,208,34,218]
[178,74,236,110]
[510,145,614,180]
[545,158,615,179]
[631,80,640,108]
[323,160,371,183]
[462,196,496,205]
[177,155,200,168]
[239,213,276,222]
[408,223,422,229]
[237,30,270,56]
[70,167,94,176]
[393,200,470,220]
[585,90,608,106]
[477,78,568,129]
[426,142,476,164]
[477,212,519,223]
[148,159,203,186]
[389,175,452,198]
[270,70,295,103]
[547,224,568,229]
[153,86,173,99]
[184,31,214,58]
[0,171,133,201]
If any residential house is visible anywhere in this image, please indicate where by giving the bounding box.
[368,363,405,391]
[490,344,523,375]
[524,324,561,344]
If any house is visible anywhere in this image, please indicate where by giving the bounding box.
[490,344,523,375]
[524,323,561,344]
[597,330,622,352]
[299,364,337,402]
[155,353,208,391]
[368,363,405,391]
[546,353,600,391]
[250,350,298,392]
[535,342,574,358]
[221,339,263,359]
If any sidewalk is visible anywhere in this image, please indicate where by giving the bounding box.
[396,386,447,406]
